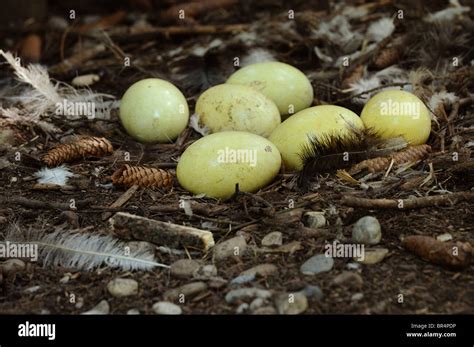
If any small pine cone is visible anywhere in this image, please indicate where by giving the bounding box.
[341,65,365,89]
[350,145,432,174]
[43,137,113,167]
[111,164,173,189]
[373,46,402,69]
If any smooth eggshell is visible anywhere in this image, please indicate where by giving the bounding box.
[195,84,280,137]
[119,78,189,143]
[360,90,431,145]
[226,62,313,117]
[177,131,281,199]
[269,105,364,171]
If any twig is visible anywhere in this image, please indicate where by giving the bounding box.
[340,192,474,209]
[101,185,138,221]
[6,197,95,210]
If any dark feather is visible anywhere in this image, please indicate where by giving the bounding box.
[298,127,406,189]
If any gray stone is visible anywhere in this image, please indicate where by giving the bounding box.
[213,236,247,261]
[194,264,217,278]
[300,254,334,275]
[236,303,249,314]
[225,288,272,304]
[170,259,201,279]
[351,293,364,301]
[352,216,382,245]
[127,308,140,315]
[152,301,182,315]
[261,232,283,247]
[82,300,110,315]
[275,292,308,315]
[107,278,138,298]
[305,211,326,229]
[300,285,324,301]
[230,274,256,286]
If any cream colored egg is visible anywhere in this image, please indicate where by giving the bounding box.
[177,131,281,199]
[119,78,189,143]
[269,105,364,171]
[195,84,280,137]
[360,90,431,145]
[226,62,313,117]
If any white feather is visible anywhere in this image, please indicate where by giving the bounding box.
[34,165,75,186]
[311,15,362,49]
[7,227,168,271]
[428,91,459,111]
[241,48,275,66]
[425,2,470,22]
[366,18,395,43]
[189,114,210,136]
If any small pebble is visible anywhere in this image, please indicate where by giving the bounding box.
[194,264,217,278]
[163,282,208,301]
[24,285,41,293]
[127,308,140,315]
[170,259,201,279]
[230,274,256,286]
[153,301,182,315]
[304,211,326,229]
[346,262,361,270]
[225,288,272,304]
[300,254,334,275]
[241,263,278,278]
[107,278,138,298]
[436,233,453,242]
[82,300,110,315]
[236,303,249,314]
[249,297,265,311]
[300,285,324,301]
[261,232,283,247]
[351,293,364,301]
[213,236,247,261]
[275,292,308,315]
[332,271,363,289]
[208,277,228,289]
[0,259,26,275]
[355,248,389,265]
[72,74,100,87]
[252,306,277,314]
[352,216,382,245]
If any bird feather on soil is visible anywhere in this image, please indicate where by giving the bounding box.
[6,225,168,271]
[298,125,407,188]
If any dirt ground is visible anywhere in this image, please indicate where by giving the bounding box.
[0,0,473,315]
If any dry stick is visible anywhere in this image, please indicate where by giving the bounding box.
[101,185,138,221]
[340,192,474,209]
[334,82,410,104]
[447,101,460,137]
[7,197,95,210]
[109,212,215,251]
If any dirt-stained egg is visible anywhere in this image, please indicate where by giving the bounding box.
[269,105,364,171]
[226,61,313,118]
[195,84,280,137]
[119,78,189,143]
[360,90,431,145]
[177,131,281,199]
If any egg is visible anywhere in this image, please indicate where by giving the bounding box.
[360,90,431,145]
[269,105,364,171]
[195,84,280,137]
[177,131,281,199]
[119,78,189,143]
[226,61,313,117]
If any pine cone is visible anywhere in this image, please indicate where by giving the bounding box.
[111,164,173,189]
[42,136,113,167]
[349,144,431,174]
[373,46,402,69]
